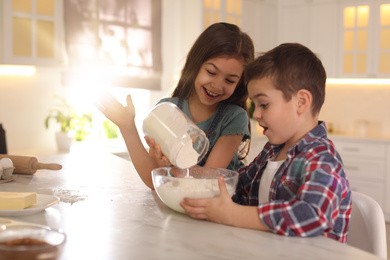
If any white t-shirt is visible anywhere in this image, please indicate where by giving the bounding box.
[258,160,284,204]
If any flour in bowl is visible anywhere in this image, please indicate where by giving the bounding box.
[156,176,236,213]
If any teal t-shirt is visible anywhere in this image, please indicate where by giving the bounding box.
[157,97,250,171]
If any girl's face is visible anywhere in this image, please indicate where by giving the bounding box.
[193,56,244,107]
[248,77,300,147]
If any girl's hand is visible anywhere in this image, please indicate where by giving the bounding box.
[180,176,236,225]
[95,92,135,129]
[145,137,172,167]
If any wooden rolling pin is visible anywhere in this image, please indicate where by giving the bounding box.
[0,155,62,174]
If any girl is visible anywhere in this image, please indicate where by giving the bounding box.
[96,23,255,189]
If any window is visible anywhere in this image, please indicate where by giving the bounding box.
[203,0,241,29]
[63,0,162,90]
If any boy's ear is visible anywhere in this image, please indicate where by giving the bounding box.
[296,89,312,115]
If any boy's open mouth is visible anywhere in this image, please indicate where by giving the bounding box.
[260,125,268,135]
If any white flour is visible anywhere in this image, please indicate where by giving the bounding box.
[143,103,204,168]
[156,177,236,213]
[175,134,199,168]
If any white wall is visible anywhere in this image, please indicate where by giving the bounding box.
[320,84,390,138]
[0,68,65,153]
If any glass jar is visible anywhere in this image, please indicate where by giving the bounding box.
[142,102,209,169]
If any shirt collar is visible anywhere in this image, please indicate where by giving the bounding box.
[292,121,328,156]
[266,121,328,159]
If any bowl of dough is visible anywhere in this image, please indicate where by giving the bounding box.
[0,225,66,260]
[152,166,239,213]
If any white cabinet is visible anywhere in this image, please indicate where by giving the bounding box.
[330,136,390,221]
[277,0,340,77]
[277,0,390,78]
[1,0,63,66]
[387,143,390,222]
[338,0,390,78]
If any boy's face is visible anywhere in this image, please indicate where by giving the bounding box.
[248,77,301,147]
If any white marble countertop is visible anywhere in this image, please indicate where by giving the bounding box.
[0,149,382,260]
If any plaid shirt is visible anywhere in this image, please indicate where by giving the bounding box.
[233,122,351,243]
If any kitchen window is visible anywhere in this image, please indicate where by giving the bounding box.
[62,0,162,90]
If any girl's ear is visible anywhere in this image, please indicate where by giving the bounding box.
[296,89,312,115]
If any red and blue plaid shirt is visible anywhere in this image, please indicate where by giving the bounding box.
[233,122,351,243]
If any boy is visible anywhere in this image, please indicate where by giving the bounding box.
[180,43,351,243]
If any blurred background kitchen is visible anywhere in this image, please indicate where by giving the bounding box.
[0,0,390,225]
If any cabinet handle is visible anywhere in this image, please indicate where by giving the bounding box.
[344,166,359,171]
[342,147,359,152]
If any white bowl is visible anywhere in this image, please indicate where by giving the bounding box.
[152,167,239,213]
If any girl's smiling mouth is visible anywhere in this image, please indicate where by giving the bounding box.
[203,87,220,99]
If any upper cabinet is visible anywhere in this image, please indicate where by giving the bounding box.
[203,0,242,29]
[277,0,340,77]
[339,0,390,78]
[1,0,64,66]
[277,0,390,78]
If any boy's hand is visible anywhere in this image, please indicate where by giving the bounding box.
[145,137,171,167]
[181,177,269,231]
[180,176,236,226]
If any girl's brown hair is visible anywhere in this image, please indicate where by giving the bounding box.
[171,22,255,111]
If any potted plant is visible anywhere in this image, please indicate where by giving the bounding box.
[45,96,92,151]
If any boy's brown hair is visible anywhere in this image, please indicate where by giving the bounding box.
[245,43,326,116]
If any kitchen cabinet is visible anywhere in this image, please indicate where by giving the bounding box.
[330,136,390,222]
[339,0,390,78]
[277,0,340,77]
[1,0,63,66]
[277,0,390,78]
[203,0,242,29]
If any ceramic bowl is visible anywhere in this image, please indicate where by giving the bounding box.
[0,225,66,260]
[152,166,239,213]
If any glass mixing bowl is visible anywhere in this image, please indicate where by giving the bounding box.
[152,166,239,213]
